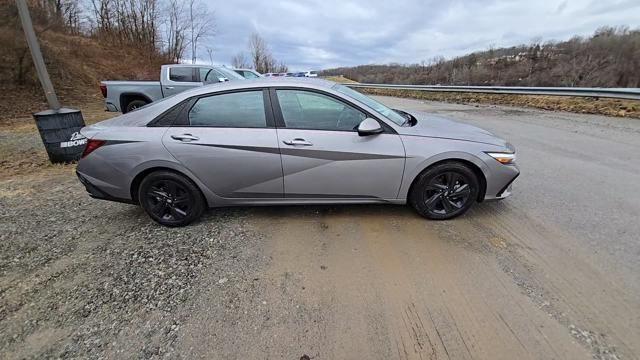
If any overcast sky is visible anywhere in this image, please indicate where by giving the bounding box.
[202,0,639,71]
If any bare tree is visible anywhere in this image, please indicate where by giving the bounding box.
[247,32,287,73]
[248,32,268,72]
[189,0,215,63]
[231,52,249,68]
[164,0,188,62]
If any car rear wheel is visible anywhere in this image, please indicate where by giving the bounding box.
[409,162,479,220]
[138,171,205,227]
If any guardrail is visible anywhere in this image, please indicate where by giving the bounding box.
[344,83,640,101]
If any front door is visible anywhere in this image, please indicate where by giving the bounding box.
[272,89,405,200]
[163,89,283,198]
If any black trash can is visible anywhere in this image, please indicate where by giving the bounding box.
[33,108,86,163]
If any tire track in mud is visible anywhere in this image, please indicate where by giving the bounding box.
[463,203,640,360]
[236,205,591,359]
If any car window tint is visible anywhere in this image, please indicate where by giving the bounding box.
[169,67,196,82]
[276,90,366,131]
[243,71,259,79]
[189,91,266,127]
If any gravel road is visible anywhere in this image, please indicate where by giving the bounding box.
[1,98,639,359]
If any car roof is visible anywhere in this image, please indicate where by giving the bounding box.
[177,77,337,98]
[162,63,227,69]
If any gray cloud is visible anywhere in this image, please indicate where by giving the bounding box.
[200,0,639,70]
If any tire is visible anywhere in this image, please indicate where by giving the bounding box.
[124,99,148,113]
[138,171,206,227]
[409,162,480,220]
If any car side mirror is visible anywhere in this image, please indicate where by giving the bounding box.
[357,118,383,136]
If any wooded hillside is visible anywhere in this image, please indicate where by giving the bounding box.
[322,27,640,88]
[0,0,213,118]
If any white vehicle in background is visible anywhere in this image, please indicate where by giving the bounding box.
[305,71,318,77]
[100,64,244,113]
[233,68,263,79]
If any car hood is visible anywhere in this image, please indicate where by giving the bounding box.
[396,111,509,147]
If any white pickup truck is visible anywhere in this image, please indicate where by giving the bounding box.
[100,64,244,113]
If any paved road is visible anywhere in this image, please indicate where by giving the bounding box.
[175,98,640,359]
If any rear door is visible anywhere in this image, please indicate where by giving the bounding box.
[162,89,283,198]
[272,88,405,200]
[162,66,202,97]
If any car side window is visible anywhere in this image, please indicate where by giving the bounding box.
[188,91,266,128]
[169,67,196,82]
[276,90,366,131]
[243,71,259,79]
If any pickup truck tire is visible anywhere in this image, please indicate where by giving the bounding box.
[124,99,148,113]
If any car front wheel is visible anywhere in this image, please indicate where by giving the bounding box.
[138,171,205,227]
[409,162,480,220]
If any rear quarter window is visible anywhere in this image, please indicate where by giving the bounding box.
[188,91,267,128]
[169,67,196,82]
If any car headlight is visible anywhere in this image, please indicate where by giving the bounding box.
[486,152,516,165]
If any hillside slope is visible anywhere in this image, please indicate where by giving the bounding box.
[0,1,167,120]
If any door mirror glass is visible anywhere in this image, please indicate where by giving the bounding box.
[357,118,383,136]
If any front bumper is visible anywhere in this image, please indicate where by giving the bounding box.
[494,172,519,200]
[482,159,520,201]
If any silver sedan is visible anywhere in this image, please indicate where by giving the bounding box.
[77,78,519,226]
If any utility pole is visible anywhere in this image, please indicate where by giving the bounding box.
[15,0,60,110]
[16,0,86,163]
[190,0,195,64]
[206,47,214,65]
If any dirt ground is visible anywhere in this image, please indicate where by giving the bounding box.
[1,98,639,359]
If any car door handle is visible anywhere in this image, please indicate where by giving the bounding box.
[283,138,313,146]
[165,86,175,89]
[171,134,199,142]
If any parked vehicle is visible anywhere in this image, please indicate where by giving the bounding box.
[233,68,263,79]
[100,64,244,113]
[305,71,318,77]
[77,78,519,227]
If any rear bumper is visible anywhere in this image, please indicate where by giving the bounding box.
[76,170,134,204]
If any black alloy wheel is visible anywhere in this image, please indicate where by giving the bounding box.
[138,171,205,227]
[410,162,480,220]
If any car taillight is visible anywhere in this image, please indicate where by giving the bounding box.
[100,83,107,98]
[82,139,106,158]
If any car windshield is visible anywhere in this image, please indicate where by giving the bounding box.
[332,84,407,126]
[216,67,245,80]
